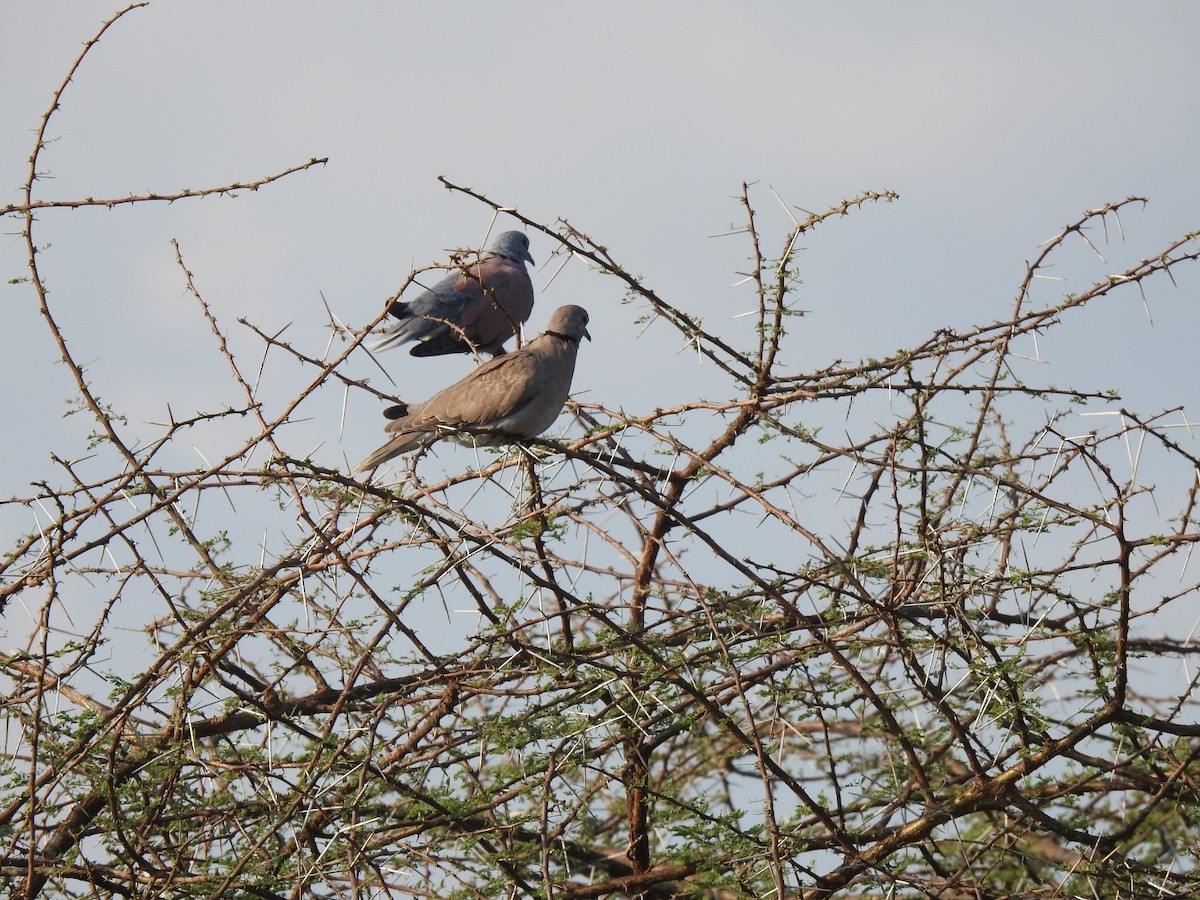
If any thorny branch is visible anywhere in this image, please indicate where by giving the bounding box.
[5,10,1200,900]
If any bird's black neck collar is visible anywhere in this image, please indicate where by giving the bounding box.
[545,330,580,345]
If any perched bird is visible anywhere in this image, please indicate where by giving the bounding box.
[369,230,535,358]
[354,305,590,474]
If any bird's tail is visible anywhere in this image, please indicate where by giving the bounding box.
[352,431,426,475]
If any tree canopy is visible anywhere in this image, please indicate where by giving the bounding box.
[5,8,1200,899]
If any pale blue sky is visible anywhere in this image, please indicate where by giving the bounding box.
[3,2,1199,635]
[4,11,1200,889]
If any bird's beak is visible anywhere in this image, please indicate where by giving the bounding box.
[524,250,535,265]
[583,327,592,342]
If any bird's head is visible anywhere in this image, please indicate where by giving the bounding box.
[488,230,535,266]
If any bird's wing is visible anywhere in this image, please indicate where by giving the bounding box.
[390,351,545,435]
[369,267,483,352]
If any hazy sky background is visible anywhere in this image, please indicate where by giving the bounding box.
[3,3,1200,654]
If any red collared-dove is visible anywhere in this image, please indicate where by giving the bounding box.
[370,230,535,358]
[354,305,590,474]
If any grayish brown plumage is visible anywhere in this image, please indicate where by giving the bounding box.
[353,305,590,474]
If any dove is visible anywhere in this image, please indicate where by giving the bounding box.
[354,306,590,474]
[369,230,535,358]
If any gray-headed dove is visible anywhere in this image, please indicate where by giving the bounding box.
[354,305,590,473]
[370,230,535,358]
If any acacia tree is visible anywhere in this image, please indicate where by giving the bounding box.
[5,8,1200,899]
